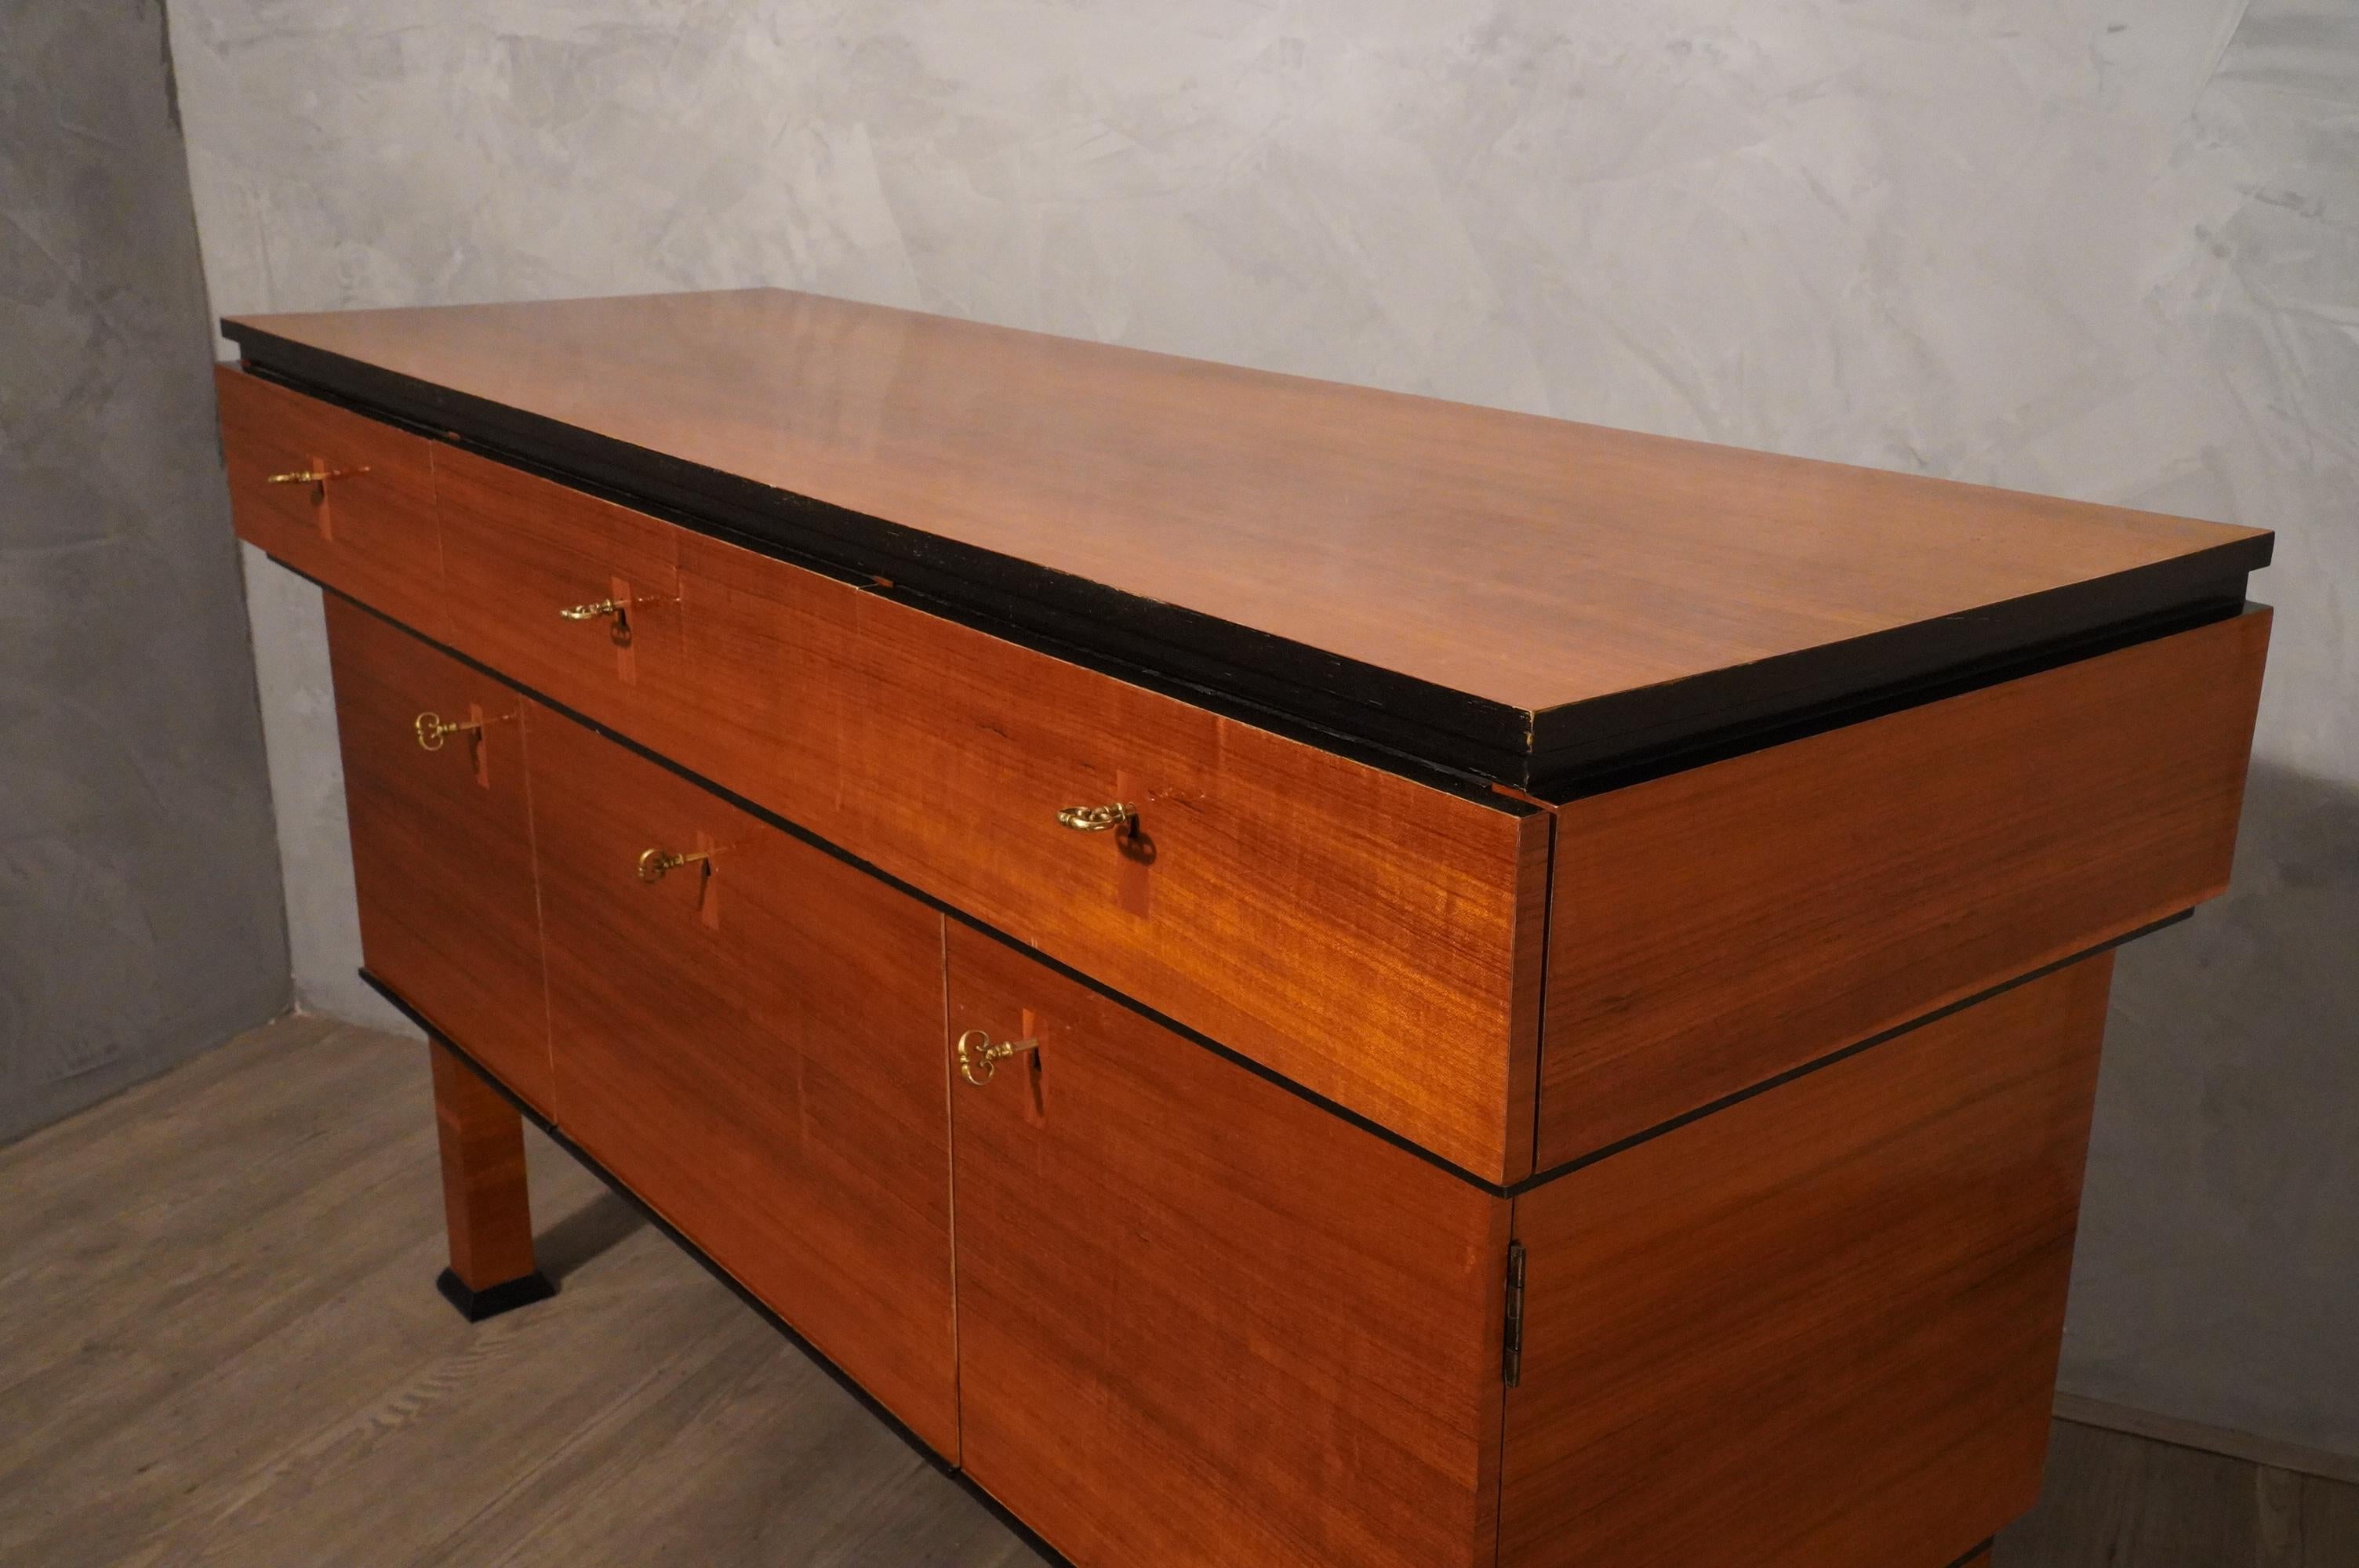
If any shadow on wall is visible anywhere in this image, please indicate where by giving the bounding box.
[2064,758,2359,1460]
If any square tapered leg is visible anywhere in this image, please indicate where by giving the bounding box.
[428,1039,554,1321]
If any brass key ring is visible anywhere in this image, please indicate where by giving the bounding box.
[956,1029,1039,1087]
[415,711,482,751]
[637,846,714,884]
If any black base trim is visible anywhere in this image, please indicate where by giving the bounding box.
[1943,1539,2000,1568]
[435,1265,556,1323]
[363,971,1077,1568]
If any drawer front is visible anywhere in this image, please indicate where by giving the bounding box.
[525,702,959,1457]
[946,924,1509,1568]
[217,368,445,637]
[224,390,1546,1181]
[675,531,1551,1183]
[325,598,551,1109]
[1537,608,2271,1164]
[433,446,690,746]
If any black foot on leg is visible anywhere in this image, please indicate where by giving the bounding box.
[435,1266,557,1323]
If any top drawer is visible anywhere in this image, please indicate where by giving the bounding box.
[430,445,691,745]
[216,368,445,637]
[666,529,1551,1183]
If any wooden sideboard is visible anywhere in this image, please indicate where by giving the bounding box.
[213,289,2273,1568]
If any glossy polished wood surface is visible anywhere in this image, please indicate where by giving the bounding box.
[325,599,553,1112]
[433,445,694,747]
[1537,608,2270,1163]
[945,924,1510,1568]
[524,704,960,1457]
[671,529,1550,1182]
[1503,957,2115,1568]
[217,366,446,638]
[427,1039,540,1294]
[20,1018,2356,1568]
[224,373,1547,1181]
[225,290,2266,724]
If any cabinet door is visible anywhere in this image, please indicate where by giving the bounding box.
[526,706,958,1456]
[325,597,551,1109]
[945,924,1510,1568]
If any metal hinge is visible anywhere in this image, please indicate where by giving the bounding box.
[1503,1239,1527,1387]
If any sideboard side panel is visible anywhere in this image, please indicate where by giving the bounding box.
[1502,955,2114,1567]
[1538,608,2270,1163]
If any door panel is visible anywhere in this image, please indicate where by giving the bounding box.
[525,705,958,1455]
[945,924,1509,1568]
[325,597,551,1109]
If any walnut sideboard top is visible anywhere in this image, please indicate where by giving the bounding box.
[217,289,2272,1188]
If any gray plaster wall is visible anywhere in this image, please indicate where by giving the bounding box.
[164,2,2357,1454]
[0,0,291,1145]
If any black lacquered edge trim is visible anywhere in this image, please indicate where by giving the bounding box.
[368,973,1080,1568]
[434,1265,556,1323]
[1943,1541,1999,1568]
[225,325,1526,789]
[224,321,2269,791]
[1531,587,2263,801]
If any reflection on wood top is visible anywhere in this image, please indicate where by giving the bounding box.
[225,289,2268,730]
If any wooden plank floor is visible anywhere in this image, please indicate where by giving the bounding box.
[2,1014,2353,1566]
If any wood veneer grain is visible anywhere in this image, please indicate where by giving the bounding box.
[524,703,960,1457]
[1503,956,2116,1568]
[431,445,692,750]
[16,1015,2354,1566]
[221,290,2267,754]
[240,368,1546,1181]
[672,528,1550,1182]
[325,597,553,1111]
[217,365,447,637]
[1537,608,2270,1163]
[944,924,1510,1568]
[428,1037,539,1294]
